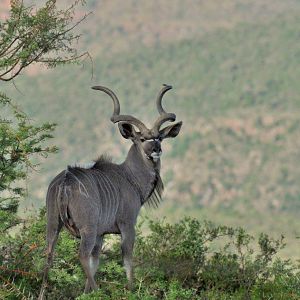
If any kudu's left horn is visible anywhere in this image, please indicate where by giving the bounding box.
[152,84,176,135]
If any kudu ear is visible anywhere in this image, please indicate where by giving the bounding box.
[118,122,137,139]
[159,121,182,139]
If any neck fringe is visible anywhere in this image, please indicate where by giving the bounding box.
[145,172,164,208]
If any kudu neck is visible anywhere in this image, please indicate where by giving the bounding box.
[122,144,160,203]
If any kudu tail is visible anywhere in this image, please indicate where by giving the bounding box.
[57,168,80,237]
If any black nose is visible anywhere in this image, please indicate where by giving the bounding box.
[153,142,161,153]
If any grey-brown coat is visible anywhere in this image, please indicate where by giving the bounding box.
[38,85,182,299]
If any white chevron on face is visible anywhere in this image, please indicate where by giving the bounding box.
[150,151,162,162]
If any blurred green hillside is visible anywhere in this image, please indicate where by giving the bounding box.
[4,0,300,259]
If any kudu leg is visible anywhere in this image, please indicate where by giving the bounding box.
[38,217,63,300]
[120,226,135,290]
[79,228,99,293]
[84,235,103,292]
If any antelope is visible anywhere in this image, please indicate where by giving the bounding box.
[38,85,182,299]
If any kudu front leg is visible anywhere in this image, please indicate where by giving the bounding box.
[120,226,135,290]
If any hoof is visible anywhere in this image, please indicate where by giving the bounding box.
[84,282,98,294]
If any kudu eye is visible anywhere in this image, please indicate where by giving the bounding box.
[140,137,146,142]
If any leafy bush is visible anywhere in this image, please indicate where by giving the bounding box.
[1,213,299,299]
[134,218,299,299]
[0,94,57,234]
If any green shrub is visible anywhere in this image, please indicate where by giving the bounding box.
[0,213,299,299]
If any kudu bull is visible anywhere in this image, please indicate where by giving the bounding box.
[38,85,182,299]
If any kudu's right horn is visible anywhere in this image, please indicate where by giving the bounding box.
[92,86,148,134]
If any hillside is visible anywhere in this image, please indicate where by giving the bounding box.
[3,0,300,259]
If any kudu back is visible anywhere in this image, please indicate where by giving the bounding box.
[38,85,182,299]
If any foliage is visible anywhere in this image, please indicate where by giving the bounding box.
[133,218,298,299]
[0,94,57,234]
[0,0,89,82]
[1,214,299,299]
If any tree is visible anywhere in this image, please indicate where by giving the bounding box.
[0,0,89,234]
[0,0,89,82]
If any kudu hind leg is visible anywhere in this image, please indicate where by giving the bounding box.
[38,216,63,300]
[84,235,103,292]
[79,228,99,293]
[121,226,135,290]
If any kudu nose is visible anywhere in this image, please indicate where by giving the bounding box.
[153,142,161,153]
